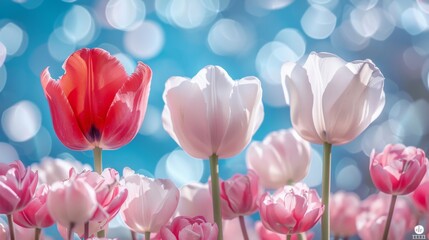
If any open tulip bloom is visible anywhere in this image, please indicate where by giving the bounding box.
[282,52,385,239]
[162,65,264,240]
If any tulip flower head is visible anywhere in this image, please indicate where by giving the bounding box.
[41,48,152,150]
[0,160,38,215]
[246,128,311,188]
[120,168,180,234]
[216,170,261,219]
[13,184,54,229]
[282,52,385,145]
[160,216,218,240]
[258,183,324,235]
[370,144,428,195]
[162,65,264,159]
[329,191,361,238]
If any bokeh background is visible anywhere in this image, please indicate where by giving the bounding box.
[0,0,429,238]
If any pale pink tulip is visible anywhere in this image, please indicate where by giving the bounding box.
[47,178,97,228]
[0,221,8,240]
[162,65,264,159]
[0,160,38,214]
[31,157,92,185]
[259,183,324,235]
[175,183,213,222]
[255,221,314,240]
[246,129,311,188]
[161,216,218,240]
[370,144,428,195]
[412,181,429,212]
[13,184,54,228]
[329,191,360,238]
[15,224,50,240]
[281,52,385,145]
[215,170,261,219]
[223,218,258,240]
[356,212,406,240]
[120,168,180,233]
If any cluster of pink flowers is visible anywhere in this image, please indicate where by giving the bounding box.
[2,47,428,240]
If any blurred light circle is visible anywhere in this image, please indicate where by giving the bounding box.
[155,0,174,23]
[156,149,203,187]
[261,81,288,107]
[330,20,370,51]
[301,5,336,39]
[0,142,19,163]
[256,41,301,84]
[62,5,95,44]
[371,9,395,41]
[1,101,41,142]
[124,21,164,59]
[350,0,378,10]
[12,0,43,9]
[308,0,339,9]
[335,163,362,191]
[417,0,429,14]
[202,0,230,12]
[0,42,6,66]
[274,28,306,60]
[208,19,249,56]
[254,0,294,10]
[170,0,217,29]
[48,28,76,62]
[0,22,25,56]
[105,0,146,30]
[139,105,161,136]
[350,8,380,38]
[303,148,322,187]
[113,53,136,75]
[0,65,6,93]
[32,127,52,159]
[401,7,428,35]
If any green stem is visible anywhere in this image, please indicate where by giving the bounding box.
[35,228,41,240]
[131,230,137,240]
[239,216,249,240]
[322,142,332,240]
[84,222,89,239]
[382,195,397,240]
[7,215,15,240]
[286,234,291,240]
[93,146,102,174]
[209,154,223,240]
[145,231,150,240]
[97,230,106,238]
[298,233,306,240]
[68,223,75,240]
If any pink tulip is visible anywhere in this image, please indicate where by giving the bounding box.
[370,144,428,195]
[120,168,180,233]
[223,218,258,240]
[215,170,261,219]
[31,157,92,185]
[255,221,314,240]
[412,180,429,212]
[161,216,218,240]
[175,183,213,222]
[329,191,360,238]
[47,178,97,228]
[162,65,264,159]
[281,52,385,145]
[246,129,311,188]
[0,160,38,214]
[356,212,406,240]
[258,183,324,235]
[13,184,54,228]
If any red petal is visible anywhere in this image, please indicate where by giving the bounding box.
[100,62,152,149]
[58,48,128,140]
[41,68,92,150]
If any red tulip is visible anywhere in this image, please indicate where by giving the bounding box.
[0,160,38,214]
[41,48,152,150]
[412,180,429,213]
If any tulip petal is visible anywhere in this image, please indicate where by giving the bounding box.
[57,48,129,140]
[216,77,263,158]
[322,60,385,144]
[163,79,212,159]
[282,62,322,143]
[41,69,92,150]
[0,181,19,214]
[100,62,152,149]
